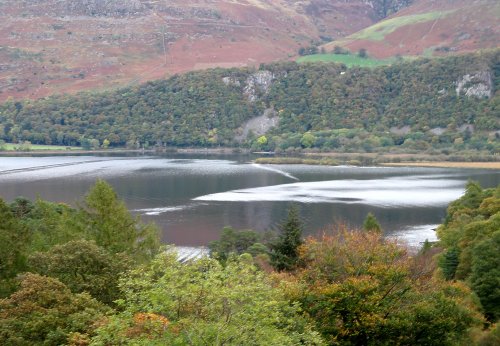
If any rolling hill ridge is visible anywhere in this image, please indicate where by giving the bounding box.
[323,0,500,58]
[1,0,498,101]
[0,0,409,101]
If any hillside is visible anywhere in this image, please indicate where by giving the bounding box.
[1,51,498,154]
[0,0,416,101]
[322,0,500,58]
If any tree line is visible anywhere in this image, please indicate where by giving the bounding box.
[0,50,498,154]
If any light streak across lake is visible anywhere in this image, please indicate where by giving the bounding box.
[0,154,498,247]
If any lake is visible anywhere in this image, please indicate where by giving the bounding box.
[0,154,498,248]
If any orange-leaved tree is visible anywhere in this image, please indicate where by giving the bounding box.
[278,225,483,345]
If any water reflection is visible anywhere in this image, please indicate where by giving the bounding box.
[0,154,498,247]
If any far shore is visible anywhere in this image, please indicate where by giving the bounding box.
[0,147,246,156]
[381,162,500,169]
[0,149,155,156]
[1,147,499,170]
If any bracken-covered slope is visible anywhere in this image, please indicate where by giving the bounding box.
[324,0,500,58]
[0,0,412,101]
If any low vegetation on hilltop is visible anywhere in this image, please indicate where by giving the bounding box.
[0,0,402,101]
[324,0,500,59]
[297,53,396,67]
[349,10,454,42]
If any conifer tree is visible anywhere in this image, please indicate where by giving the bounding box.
[440,247,460,280]
[270,205,303,271]
[76,180,160,261]
[363,212,382,233]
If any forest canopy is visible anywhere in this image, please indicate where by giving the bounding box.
[0,181,499,345]
[0,50,498,153]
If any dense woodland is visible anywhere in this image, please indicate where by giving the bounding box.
[0,51,498,154]
[0,180,499,345]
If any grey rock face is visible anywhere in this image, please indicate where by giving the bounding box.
[429,127,446,136]
[458,124,474,134]
[456,71,493,99]
[244,70,276,102]
[222,76,241,87]
[234,108,279,142]
[364,0,414,19]
[390,125,411,135]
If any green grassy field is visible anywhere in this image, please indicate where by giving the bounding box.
[0,143,79,151]
[297,53,395,68]
[348,10,454,41]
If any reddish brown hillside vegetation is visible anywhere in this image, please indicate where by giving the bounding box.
[324,0,500,58]
[0,0,388,101]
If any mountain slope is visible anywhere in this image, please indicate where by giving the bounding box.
[323,0,500,58]
[0,0,410,101]
[1,51,498,154]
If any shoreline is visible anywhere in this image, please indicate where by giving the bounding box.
[0,147,246,156]
[0,149,155,156]
[255,154,500,169]
[1,148,498,170]
[381,162,500,169]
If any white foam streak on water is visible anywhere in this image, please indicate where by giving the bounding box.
[0,157,252,182]
[251,163,299,180]
[389,224,440,248]
[0,157,150,181]
[134,205,188,216]
[194,177,464,207]
[134,203,206,216]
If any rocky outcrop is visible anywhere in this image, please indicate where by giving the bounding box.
[222,70,280,102]
[234,108,279,142]
[365,0,414,19]
[390,125,411,135]
[458,124,474,134]
[429,127,446,136]
[455,71,493,99]
[244,71,277,102]
[222,76,241,87]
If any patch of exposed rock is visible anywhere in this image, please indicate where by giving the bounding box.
[390,125,411,135]
[223,70,284,103]
[234,108,279,142]
[429,127,446,136]
[458,124,474,134]
[222,76,241,87]
[456,71,493,98]
[364,0,414,19]
[244,71,277,102]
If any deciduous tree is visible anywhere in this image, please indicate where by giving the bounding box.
[0,199,30,296]
[283,227,483,345]
[28,239,132,305]
[91,251,324,345]
[0,273,110,345]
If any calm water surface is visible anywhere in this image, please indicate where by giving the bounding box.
[0,154,498,247]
